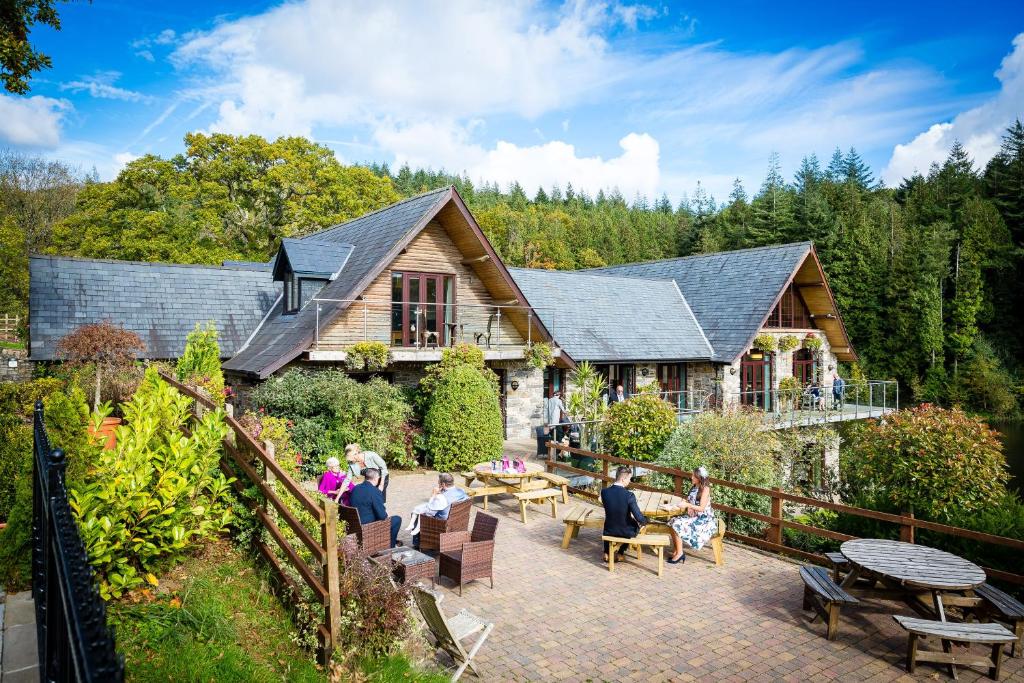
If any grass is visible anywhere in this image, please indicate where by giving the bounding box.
[0,340,24,350]
[109,540,447,682]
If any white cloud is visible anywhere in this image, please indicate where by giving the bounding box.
[375,119,660,198]
[114,151,140,170]
[0,95,70,147]
[135,50,155,62]
[154,29,177,45]
[882,32,1024,184]
[172,0,629,138]
[61,71,152,103]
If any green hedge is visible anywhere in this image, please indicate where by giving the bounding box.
[424,364,503,472]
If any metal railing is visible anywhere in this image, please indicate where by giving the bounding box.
[310,298,556,351]
[722,380,898,428]
[32,401,124,682]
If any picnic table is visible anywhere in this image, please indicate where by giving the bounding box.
[633,490,685,520]
[839,538,986,621]
[472,461,545,491]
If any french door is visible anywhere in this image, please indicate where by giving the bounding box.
[657,363,686,409]
[740,352,773,410]
[392,272,454,347]
[792,348,815,386]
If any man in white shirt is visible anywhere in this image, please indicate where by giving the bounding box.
[544,390,567,442]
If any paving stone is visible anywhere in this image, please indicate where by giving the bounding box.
[387,471,1024,682]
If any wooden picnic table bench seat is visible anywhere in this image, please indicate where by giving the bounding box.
[800,565,859,641]
[893,615,1016,680]
[975,582,1024,658]
[560,504,605,549]
[460,471,476,487]
[641,518,727,566]
[824,551,849,582]
[602,534,670,577]
[513,488,561,523]
[535,471,570,503]
[467,485,509,511]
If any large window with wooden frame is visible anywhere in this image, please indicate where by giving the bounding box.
[390,271,456,347]
[764,282,813,329]
[657,363,686,409]
[595,364,636,397]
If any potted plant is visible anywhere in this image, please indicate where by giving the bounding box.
[345,340,390,372]
[752,333,777,353]
[778,334,799,353]
[803,333,823,354]
[524,342,554,370]
[56,320,146,449]
[777,375,801,412]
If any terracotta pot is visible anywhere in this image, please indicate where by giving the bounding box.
[87,416,121,451]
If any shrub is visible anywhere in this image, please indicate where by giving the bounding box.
[177,322,225,406]
[345,340,390,372]
[56,320,146,411]
[777,375,802,411]
[332,377,415,470]
[841,404,1008,521]
[0,377,64,416]
[602,393,676,462]
[524,342,554,370]
[419,343,496,399]
[0,415,30,522]
[424,364,503,472]
[336,545,412,660]
[70,368,233,599]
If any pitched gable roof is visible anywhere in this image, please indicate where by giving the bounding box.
[223,186,452,378]
[590,242,815,362]
[509,268,713,362]
[272,238,353,280]
[29,255,279,360]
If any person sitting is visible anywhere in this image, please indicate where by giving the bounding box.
[345,443,390,502]
[407,473,470,550]
[348,467,402,549]
[317,456,355,506]
[600,465,648,563]
[662,466,716,564]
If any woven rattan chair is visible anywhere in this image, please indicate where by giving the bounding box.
[339,503,391,555]
[438,512,498,595]
[413,585,493,681]
[420,498,472,553]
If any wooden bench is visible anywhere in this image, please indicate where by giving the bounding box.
[800,565,859,640]
[602,534,670,577]
[643,518,727,566]
[513,488,561,524]
[560,505,605,549]
[824,551,849,582]
[976,582,1024,658]
[536,472,570,503]
[893,615,1016,680]
[467,485,509,511]
[460,471,476,487]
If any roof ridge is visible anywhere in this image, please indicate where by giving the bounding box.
[587,241,813,271]
[29,254,265,271]
[508,266,677,284]
[301,185,452,240]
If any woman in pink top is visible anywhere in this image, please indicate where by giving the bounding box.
[318,457,354,506]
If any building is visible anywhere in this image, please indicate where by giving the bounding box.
[29,186,890,439]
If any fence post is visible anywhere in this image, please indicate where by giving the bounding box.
[263,440,276,524]
[673,471,683,497]
[547,441,556,468]
[900,511,915,544]
[321,499,341,664]
[769,487,783,546]
[224,403,236,448]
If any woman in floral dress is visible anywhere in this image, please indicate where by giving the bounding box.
[662,466,716,564]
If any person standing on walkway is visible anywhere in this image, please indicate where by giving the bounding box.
[831,371,845,410]
[346,443,390,502]
[544,390,567,442]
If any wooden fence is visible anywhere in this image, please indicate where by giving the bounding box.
[546,441,1024,586]
[159,373,342,665]
[0,313,19,340]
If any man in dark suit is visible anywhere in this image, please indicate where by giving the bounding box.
[600,465,647,561]
[348,467,402,548]
[608,383,629,405]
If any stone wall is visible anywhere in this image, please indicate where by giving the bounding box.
[500,362,543,440]
[0,348,32,383]
[685,361,721,408]
[634,363,658,390]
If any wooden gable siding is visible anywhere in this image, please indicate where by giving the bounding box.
[790,253,854,361]
[317,220,524,349]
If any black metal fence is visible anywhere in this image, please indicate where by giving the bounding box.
[32,400,124,682]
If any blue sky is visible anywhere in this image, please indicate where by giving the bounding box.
[3,1,1022,203]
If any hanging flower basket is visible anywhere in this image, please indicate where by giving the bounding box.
[778,334,800,353]
[803,333,823,353]
[752,333,777,353]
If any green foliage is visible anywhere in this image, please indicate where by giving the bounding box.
[777,334,800,353]
[752,333,777,353]
[176,322,225,405]
[0,0,66,94]
[777,375,802,410]
[70,368,233,599]
[336,545,415,661]
[566,361,607,449]
[802,334,823,353]
[841,404,1008,521]
[603,393,676,462]
[424,364,503,472]
[345,340,390,372]
[0,414,30,522]
[250,369,415,472]
[524,342,554,370]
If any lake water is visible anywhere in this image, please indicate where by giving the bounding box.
[994,420,1024,495]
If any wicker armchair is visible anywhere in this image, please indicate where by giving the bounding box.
[420,498,473,553]
[438,512,499,595]
[339,503,391,555]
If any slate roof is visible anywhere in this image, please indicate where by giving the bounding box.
[29,256,279,360]
[273,238,354,279]
[221,259,272,271]
[508,267,713,362]
[589,242,812,362]
[223,186,453,378]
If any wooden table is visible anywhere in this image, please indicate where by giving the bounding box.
[633,490,685,520]
[840,539,986,621]
[473,461,544,492]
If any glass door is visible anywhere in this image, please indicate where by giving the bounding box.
[394,272,454,347]
[740,351,773,410]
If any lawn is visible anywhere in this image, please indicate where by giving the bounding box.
[109,539,447,682]
[0,340,24,350]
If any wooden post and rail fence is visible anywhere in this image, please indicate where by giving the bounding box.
[0,313,19,339]
[545,441,1024,586]
[159,372,343,665]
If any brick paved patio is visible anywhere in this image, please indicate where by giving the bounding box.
[388,470,1024,682]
